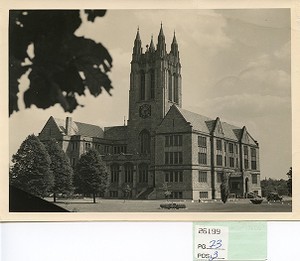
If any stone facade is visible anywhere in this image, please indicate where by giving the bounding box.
[39,25,261,200]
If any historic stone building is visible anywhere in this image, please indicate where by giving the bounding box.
[39,25,261,200]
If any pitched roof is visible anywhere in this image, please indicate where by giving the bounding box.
[177,107,212,133]
[175,106,243,141]
[53,117,104,138]
[104,126,127,141]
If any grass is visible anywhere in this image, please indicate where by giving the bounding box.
[49,197,292,212]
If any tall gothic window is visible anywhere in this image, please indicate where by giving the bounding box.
[110,164,119,183]
[173,73,178,103]
[138,163,148,183]
[124,163,134,183]
[150,69,155,99]
[140,129,150,154]
[168,71,173,101]
[140,71,145,100]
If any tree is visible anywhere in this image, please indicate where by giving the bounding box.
[74,148,108,203]
[10,134,53,197]
[287,167,292,196]
[45,138,74,202]
[9,10,113,116]
[220,173,230,204]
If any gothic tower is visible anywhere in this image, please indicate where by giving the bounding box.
[127,24,182,155]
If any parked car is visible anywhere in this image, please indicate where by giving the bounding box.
[246,191,261,199]
[160,203,186,209]
[267,192,283,202]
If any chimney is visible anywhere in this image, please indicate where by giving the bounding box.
[66,117,73,135]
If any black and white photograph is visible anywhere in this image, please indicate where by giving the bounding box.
[7,8,294,216]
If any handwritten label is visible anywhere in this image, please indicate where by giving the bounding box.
[194,225,228,261]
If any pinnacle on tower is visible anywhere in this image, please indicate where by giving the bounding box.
[133,27,142,58]
[171,30,179,57]
[157,23,166,57]
[149,35,155,53]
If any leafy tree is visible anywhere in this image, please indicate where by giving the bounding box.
[286,167,292,196]
[220,173,230,204]
[45,138,74,202]
[9,10,113,116]
[10,134,54,197]
[74,148,108,203]
[261,178,289,197]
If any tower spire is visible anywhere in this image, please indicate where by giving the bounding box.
[157,23,166,57]
[132,26,142,59]
[171,30,179,57]
[149,34,155,52]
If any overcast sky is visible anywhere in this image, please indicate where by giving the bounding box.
[9,9,291,180]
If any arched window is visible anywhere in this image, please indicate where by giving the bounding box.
[140,130,150,154]
[138,163,148,183]
[140,71,145,100]
[124,163,134,183]
[110,164,119,183]
[173,73,178,103]
[150,69,155,99]
[168,71,173,101]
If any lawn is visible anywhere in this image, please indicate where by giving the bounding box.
[51,197,292,212]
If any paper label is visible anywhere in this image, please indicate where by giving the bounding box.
[194,225,228,261]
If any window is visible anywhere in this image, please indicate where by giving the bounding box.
[165,135,182,147]
[104,145,110,154]
[251,148,257,170]
[235,144,238,154]
[174,135,182,146]
[110,191,118,198]
[138,164,148,183]
[198,171,207,183]
[150,69,155,99]
[224,156,227,167]
[198,136,207,147]
[198,152,207,165]
[140,71,145,100]
[229,157,234,168]
[216,155,223,166]
[199,192,208,199]
[229,143,234,153]
[168,71,173,101]
[236,158,239,168]
[174,74,179,103]
[165,152,183,165]
[165,171,183,183]
[252,174,258,184]
[244,159,249,169]
[244,145,248,156]
[216,139,222,151]
[111,164,119,183]
[140,130,150,154]
[85,142,91,151]
[124,163,134,183]
[217,172,223,183]
[170,191,183,199]
[224,142,227,152]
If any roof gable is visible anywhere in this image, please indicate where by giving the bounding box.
[241,126,258,145]
[156,105,191,133]
[51,117,104,138]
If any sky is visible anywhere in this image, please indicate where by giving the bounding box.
[9,9,291,180]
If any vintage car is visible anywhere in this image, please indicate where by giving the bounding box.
[160,202,186,209]
[267,192,283,202]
